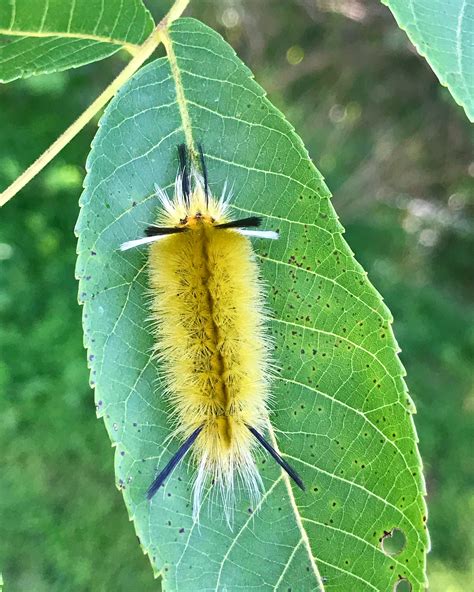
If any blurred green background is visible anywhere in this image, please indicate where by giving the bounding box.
[0,1,472,590]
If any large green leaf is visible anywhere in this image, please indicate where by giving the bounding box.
[76,17,429,591]
[0,0,154,82]
[383,0,474,121]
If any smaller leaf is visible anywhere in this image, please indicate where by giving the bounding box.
[383,0,474,121]
[0,0,154,82]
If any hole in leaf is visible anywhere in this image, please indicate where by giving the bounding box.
[382,528,406,555]
[394,579,412,592]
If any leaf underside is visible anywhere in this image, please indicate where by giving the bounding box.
[76,18,429,592]
[0,0,154,82]
[383,0,474,121]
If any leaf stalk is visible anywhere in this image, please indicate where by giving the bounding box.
[0,0,190,207]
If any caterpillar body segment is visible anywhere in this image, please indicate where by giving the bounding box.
[121,145,302,520]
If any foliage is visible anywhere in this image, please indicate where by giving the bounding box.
[76,17,427,591]
[0,0,153,82]
[383,0,474,121]
[0,0,472,590]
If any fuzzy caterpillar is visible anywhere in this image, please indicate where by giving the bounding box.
[121,144,304,521]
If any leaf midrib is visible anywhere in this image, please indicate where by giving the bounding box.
[161,24,327,591]
[0,27,140,52]
[267,423,326,590]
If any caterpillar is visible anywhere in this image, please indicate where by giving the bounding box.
[121,144,304,521]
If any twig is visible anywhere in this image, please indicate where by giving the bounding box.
[0,0,190,207]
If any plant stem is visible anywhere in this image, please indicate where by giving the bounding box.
[0,0,190,208]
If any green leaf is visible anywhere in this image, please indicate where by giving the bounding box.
[383,0,474,121]
[0,0,154,82]
[76,17,429,591]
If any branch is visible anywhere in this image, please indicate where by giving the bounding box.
[0,0,190,208]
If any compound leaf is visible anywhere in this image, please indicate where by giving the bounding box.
[76,17,429,591]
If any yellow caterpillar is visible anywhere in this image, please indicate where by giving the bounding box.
[121,145,303,521]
